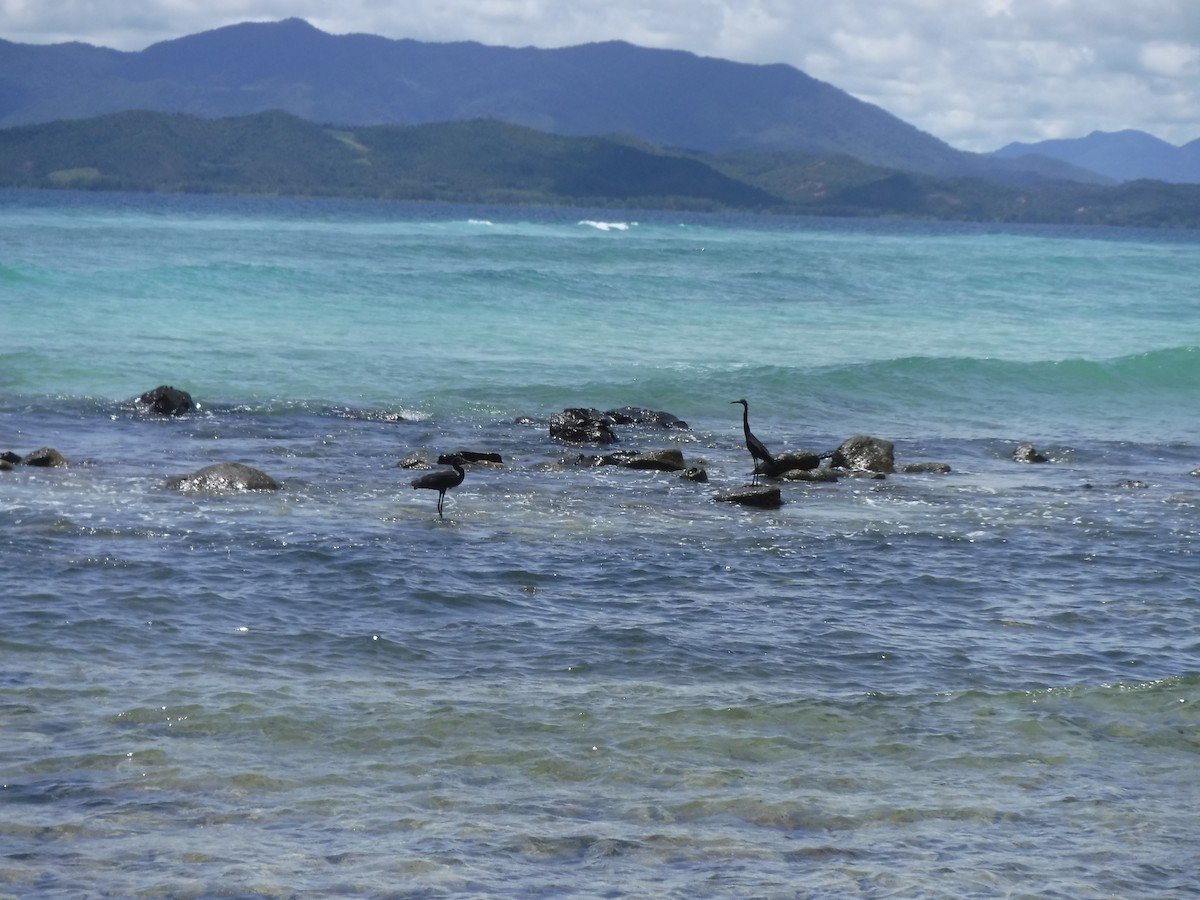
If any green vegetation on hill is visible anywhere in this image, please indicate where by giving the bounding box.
[1,110,1199,227]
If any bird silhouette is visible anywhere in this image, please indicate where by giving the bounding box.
[731,399,774,484]
[410,455,467,517]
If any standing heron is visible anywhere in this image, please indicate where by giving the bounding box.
[731,399,774,484]
[410,455,467,517]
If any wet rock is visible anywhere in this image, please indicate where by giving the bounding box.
[715,485,783,508]
[680,466,709,483]
[444,451,504,465]
[550,408,618,444]
[1013,442,1048,463]
[137,384,195,416]
[831,435,895,474]
[575,449,685,472]
[165,462,279,492]
[764,450,822,477]
[782,467,839,482]
[903,462,952,474]
[22,447,68,468]
[604,407,689,429]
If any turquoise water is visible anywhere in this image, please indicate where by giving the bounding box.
[2,190,1200,897]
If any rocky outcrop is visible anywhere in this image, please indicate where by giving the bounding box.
[604,407,689,429]
[165,462,279,492]
[1013,442,1048,463]
[550,408,618,444]
[136,385,195,416]
[831,435,895,474]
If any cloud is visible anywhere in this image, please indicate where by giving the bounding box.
[1,0,1197,150]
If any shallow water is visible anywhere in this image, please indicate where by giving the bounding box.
[2,190,1200,897]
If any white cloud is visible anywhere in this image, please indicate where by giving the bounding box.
[1,0,1197,150]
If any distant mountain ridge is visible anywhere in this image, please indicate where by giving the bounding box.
[4,110,1199,228]
[0,17,1100,186]
[991,130,1200,184]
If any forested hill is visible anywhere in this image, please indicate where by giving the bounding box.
[2,110,1199,227]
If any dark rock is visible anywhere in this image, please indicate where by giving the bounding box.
[165,462,280,492]
[1119,480,1149,489]
[831,435,895,474]
[1192,468,1200,477]
[576,449,685,471]
[680,466,709,483]
[22,447,68,467]
[137,384,195,416]
[903,462,952,474]
[550,408,618,444]
[782,467,838,482]
[604,407,689,429]
[764,449,822,477]
[1,451,20,465]
[444,451,503,465]
[1013,442,1048,463]
[715,485,783,508]
[396,454,427,469]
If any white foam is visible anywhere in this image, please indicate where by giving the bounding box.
[578,220,635,232]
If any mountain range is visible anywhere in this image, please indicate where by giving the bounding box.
[0,17,1100,187]
[1,18,1199,226]
[992,131,1200,184]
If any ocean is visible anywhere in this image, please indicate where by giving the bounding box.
[2,188,1199,898]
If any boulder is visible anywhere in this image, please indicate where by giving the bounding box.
[831,435,895,474]
[575,449,685,472]
[763,449,822,477]
[550,408,618,444]
[137,384,195,416]
[715,485,783,508]
[1013,442,1048,463]
[165,462,279,492]
[604,407,689,429]
[680,466,709,483]
[22,447,68,467]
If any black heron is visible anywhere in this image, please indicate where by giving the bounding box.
[410,455,467,517]
[731,399,774,484]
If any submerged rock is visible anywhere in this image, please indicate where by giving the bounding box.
[575,449,685,472]
[831,435,895,474]
[165,462,279,492]
[715,485,783,508]
[680,466,709,483]
[444,451,504,465]
[781,467,838,482]
[903,462,952,474]
[137,384,195,416]
[1013,442,1048,463]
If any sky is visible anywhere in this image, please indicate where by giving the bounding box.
[2,0,1198,152]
